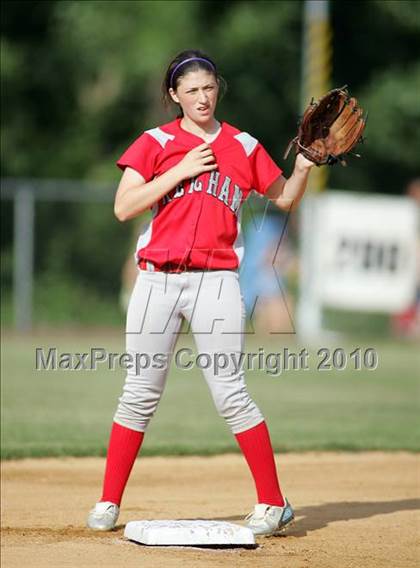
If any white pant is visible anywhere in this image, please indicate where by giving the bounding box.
[114,269,264,434]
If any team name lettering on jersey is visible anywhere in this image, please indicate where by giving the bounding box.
[161,172,243,214]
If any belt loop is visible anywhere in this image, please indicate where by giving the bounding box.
[146,261,155,272]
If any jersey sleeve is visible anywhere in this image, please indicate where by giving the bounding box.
[249,143,283,196]
[116,132,161,182]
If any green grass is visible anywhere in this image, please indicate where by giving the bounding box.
[1,331,419,458]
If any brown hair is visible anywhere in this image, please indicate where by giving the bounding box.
[161,49,227,117]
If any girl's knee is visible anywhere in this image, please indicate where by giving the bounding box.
[214,390,263,432]
[113,389,161,431]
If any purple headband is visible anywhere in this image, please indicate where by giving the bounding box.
[170,57,216,88]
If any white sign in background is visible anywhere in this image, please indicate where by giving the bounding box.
[315,192,418,312]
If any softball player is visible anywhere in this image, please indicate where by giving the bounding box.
[87,49,314,536]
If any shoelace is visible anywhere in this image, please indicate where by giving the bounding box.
[93,504,116,515]
[245,506,270,521]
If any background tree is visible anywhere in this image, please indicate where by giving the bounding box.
[2,0,419,316]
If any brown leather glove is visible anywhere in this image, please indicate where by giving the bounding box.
[284,86,366,166]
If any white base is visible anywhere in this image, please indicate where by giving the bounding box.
[124,520,256,547]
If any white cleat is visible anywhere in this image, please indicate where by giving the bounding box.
[245,499,295,536]
[87,501,120,531]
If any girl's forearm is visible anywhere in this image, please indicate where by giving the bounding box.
[277,162,312,212]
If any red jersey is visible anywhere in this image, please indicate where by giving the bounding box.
[117,118,282,270]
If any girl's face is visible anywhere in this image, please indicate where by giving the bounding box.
[169,69,219,124]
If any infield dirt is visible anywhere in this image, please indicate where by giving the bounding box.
[2,453,419,568]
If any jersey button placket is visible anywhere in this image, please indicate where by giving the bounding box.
[185,182,205,266]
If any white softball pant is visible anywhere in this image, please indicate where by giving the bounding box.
[113,269,264,434]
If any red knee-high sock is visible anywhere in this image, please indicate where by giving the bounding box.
[235,421,285,507]
[100,422,144,506]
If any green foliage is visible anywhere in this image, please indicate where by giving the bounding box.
[2,0,420,309]
[31,200,133,298]
[3,0,419,180]
[361,64,420,170]
[329,0,420,192]
[1,274,124,326]
[377,0,420,31]
[33,273,124,325]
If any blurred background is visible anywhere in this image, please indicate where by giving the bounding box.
[1,0,419,459]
